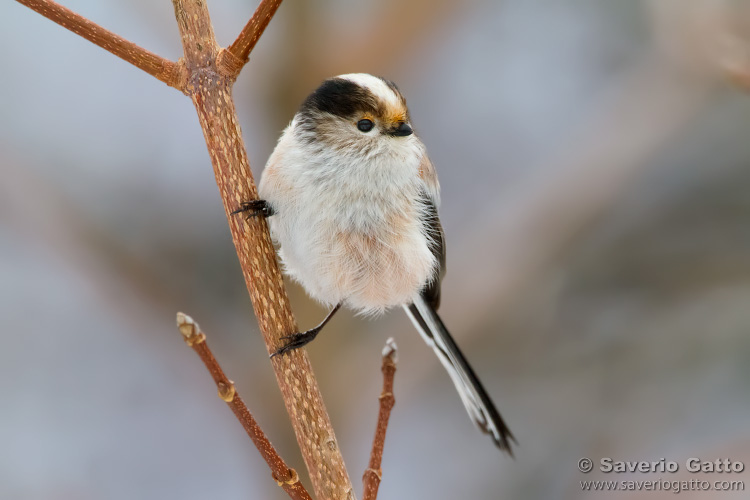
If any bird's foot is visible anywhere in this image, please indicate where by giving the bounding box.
[231,199,275,219]
[270,326,322,358]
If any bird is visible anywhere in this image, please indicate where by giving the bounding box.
[233,73,515,454]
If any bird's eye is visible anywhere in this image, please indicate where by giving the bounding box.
[357,119,374,132]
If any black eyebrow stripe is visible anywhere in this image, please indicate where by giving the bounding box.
[299,78,382,119]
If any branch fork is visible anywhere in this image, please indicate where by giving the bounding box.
[177,313,399,500]
[20,0,401,497]
[176,312,312,500]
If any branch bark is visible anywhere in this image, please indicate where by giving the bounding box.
[176,313,312,500]
[18,0,358,496]
[15,0,185,90]
[170,1,354,498]
[362,338,398,500]
[219,0,284,78]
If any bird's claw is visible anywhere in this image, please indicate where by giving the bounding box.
[231,199,275,219]
[269,327,322,358]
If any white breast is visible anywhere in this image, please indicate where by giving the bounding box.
[259,123,437,315]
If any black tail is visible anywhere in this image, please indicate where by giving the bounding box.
[404,296,515,454]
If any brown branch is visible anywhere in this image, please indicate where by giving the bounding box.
[170,1,354,499]
[363,338,398,500]
[15,0,185,90]
[176,313,312,500]
[219,0,284,78]
[20,0,355,496]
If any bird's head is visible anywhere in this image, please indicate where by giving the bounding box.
[295,73,416,156]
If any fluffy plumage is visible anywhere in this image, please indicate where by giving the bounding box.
[260,73,437,314]
[257,73,514,452]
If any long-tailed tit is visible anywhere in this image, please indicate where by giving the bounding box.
[234,73,515,453]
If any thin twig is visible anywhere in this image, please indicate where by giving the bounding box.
[170,1,354,498]
[176,313,313,500]
[15,0,185,90]
[219,0,284,78]
[19,0,355,496]
[363,338,398,500]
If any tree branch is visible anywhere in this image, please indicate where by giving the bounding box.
[170,1,354,498]
[218,0,284,78]
[15,0,185,91]
[176,313,312,500]
[20,1,359,497]
[362,338,398,500]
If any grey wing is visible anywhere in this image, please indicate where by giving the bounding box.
[421,193,446,310]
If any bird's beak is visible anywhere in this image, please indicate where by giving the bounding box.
[389,122,413,137]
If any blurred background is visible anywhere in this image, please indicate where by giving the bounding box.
[2,0,750,498]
